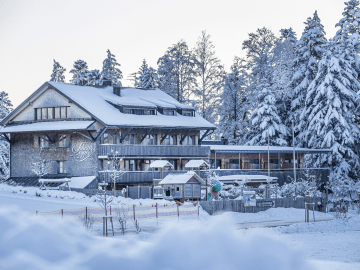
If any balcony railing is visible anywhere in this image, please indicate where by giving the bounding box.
[98,144,210,158]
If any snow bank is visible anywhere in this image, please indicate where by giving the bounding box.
[275,215,360,234]
[0,206,313,270]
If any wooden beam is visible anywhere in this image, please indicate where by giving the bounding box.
[120,128,132,143]
[94,127,107,142]
[199,129,211,144]
[86,130,95,141]
[180,130,191,144]
[73,131,93,142]
[160,129,172,144]
[140,128,152,143]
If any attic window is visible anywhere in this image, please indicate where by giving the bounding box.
[182,110,193,117]
[35,106,69,120]
[123,108,155,115]
[163,110,175,116]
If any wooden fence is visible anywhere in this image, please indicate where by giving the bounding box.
[199,197,323,215]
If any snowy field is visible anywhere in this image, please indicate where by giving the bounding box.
[0,184,359,270]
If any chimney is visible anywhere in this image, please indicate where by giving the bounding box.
[103,79,112,87]
[113,85,121,96]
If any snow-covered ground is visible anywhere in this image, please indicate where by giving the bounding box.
[0,184,359,270]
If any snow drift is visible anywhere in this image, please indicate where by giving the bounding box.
[0,206,313,270]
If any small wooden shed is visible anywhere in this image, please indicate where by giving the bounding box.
[158,171,205,202]
[184,160,210,171]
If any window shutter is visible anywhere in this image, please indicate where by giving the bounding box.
[67,135,71,148]
[51,161,58,174]
[65,160,72,175]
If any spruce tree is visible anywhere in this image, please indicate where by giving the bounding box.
[101,49,122,86]
[0,91,12,180]
[218,60,247,145]
[86,69,102,86]
[135,59,158,89]
[50,59,66,82]
[304,44,360,200]
[288,11,327,147]
[245,78,287,146]
[70,60,89,86]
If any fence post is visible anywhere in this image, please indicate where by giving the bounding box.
[198,202,200,219]
[177,203,179,221]
[156,203,158,225]
[133,205,136,221]
[36,211,38,216]
[86,207,87,220]
[110,206,112,216]
[62,209,63,218]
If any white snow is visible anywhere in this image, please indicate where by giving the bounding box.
[47,82,215,129]
[218,174,277,182]
[159,171,204,184]
[149,160,173,168]
[64,176,95,189]
[184,159,209,168]
[0,120,94,133]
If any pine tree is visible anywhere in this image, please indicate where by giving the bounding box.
[192,31,224,126]
[245,78,287,146]
[70,60,89,86]
[50,59,66,82]
[101,49,122,86]
[0,91,12,180]
[288,11,327,147]
[218,60,247,145]
[304,44,360,200]
[135,59,158,89]
[157,41,196,102]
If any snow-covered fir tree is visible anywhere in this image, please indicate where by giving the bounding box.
[304,43,360,200]
[86,69,102,86]
[192,31,224,128]
[245,78,287,146]
[135,59,158,89]
[288,11,327,147]
[50,59,66,82]
[70,60,89,86]
[157,41,196,102]
[101,49,122,86]
[271,28,297,131]
[218,59,247,145]
[0,91,12,180]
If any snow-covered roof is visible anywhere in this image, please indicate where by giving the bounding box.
[210,145,331,153]
[46,82,215,129]
[159,171,205,185]
[0,120,94,133]
[149,160,174,169]
[185,160,210,169]
[218,175,278,182]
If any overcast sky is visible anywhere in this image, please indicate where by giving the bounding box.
[0,0,345,107]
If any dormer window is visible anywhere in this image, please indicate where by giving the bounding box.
[163,110,175,116]
[182,110,194,117]
[122,107,155,115]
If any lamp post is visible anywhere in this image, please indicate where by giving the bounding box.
[267,131,270,199]
[292,121,297,197]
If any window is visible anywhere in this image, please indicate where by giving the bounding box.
[171,135,177,145]
[35,107,69,120]
[176,187,180,192]
[123,109,132,114]
[189,135,196,145]
[144,110,153,115]
[58,135,67,147]
[163,110,174,116]
[39,137,49,148]
[58,161,65,174]
[183,111,193,117]
[129,134,136,145]
[47,108,54,119]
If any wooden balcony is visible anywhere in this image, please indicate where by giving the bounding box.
[98,144,210,158]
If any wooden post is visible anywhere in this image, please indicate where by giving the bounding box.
[110,206,111,216]
[85,207,87,220]
[36,211,38,216]
[111,217,114,236]
[133,205,136,221]
[177,203,179,221]
[156,203,158,225]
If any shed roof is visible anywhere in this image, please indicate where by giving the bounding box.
[0,120,94,133]
[159,171,205,185]
[150,160,174,169]
[185,160,210,169]
[218,175,278,182]
[210,145,331,154]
